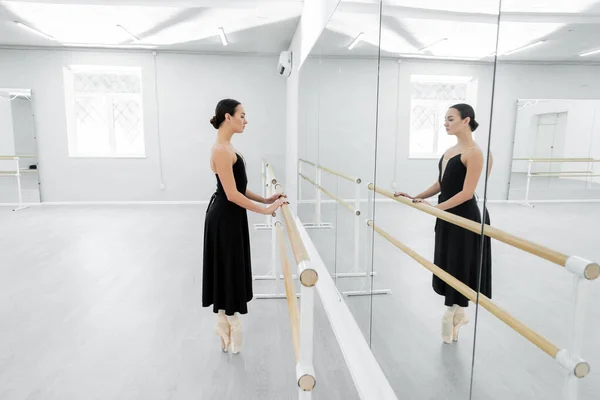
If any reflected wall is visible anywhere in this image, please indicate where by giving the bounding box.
[471,1,600,399]
[298,0,383,342]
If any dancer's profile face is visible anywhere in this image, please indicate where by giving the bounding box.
[444,107,467,136]
[227,105,248,133]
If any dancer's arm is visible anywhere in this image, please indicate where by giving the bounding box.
[414,181,441,200]
[213,147,283,215]
[245,189,266,204]
[435,150,484,211]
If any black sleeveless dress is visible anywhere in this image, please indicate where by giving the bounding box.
[202,153,253,315]
[433,153,492,307]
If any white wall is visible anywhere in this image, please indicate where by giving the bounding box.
[298,57,600,202]
[0,49,286,203]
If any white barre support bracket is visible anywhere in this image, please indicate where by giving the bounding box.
[296,364,316,392]
[556,349,590,378]
[565,255,600,280]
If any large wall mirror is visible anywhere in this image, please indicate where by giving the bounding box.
[472,1,600,399]
[0,88,40,210]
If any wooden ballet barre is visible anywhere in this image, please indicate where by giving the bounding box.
[0,155,36,160]
[267,163,277,185]
[299,173,359,215]
[367,219,590,378]
[268,164,318,393]
[272,182,318,288]
[298,158,316,167]
[276,220,301,361]
[298,158,361,183]
[368,184,600,281]
[318,165,361,184]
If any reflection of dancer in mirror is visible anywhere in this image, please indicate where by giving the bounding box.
[395,103,492,344]
[203,99,287,354]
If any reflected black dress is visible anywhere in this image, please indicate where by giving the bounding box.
[202,153,253,315]
[433,153,492,307]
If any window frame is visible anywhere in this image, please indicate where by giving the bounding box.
[407,74,478,159]
[64,65,146,159]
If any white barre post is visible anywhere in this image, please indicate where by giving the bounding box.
[563,274,588,400]
[298,159,302,201]
[297,260,316,399]
[525,160,532,206]
[364,184,373,292]
[315,169,322,225]
[14,158,24,211]
[562,255,596,398]
[354,179,361,275]
[267,165,273,227]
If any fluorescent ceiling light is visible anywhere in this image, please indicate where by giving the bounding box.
[580,48,600,57]
[62,43,155,49]
[116,24,140,42]
[502,40,545,56]
[218,27,228,46]
[348,32,364,51]
[419,38,448,53]
[14,21,56,41]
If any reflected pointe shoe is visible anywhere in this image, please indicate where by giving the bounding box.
[442,310,454,344]
[229,318,243,355]
[453,312,470,342]
[215,318,230,353]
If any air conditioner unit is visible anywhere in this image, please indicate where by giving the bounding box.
[277,51,292,77]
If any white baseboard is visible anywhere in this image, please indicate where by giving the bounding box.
[298,198,395,204]
[478,199,600,204]
[40,200,209,206]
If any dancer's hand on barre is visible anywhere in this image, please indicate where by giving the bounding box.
[393,191,413,199]
[264,197,289,215]
[412,198,432,206]
[265,192,287,204]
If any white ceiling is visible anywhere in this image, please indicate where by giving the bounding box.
[1,0,600,62]
[0,0,303,53]
[317,0,600,62]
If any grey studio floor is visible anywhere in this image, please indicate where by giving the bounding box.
[0,205,357,400]
[1,200,599,400]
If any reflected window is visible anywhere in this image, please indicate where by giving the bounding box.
[63,65,145,158]
[409,74,478,158]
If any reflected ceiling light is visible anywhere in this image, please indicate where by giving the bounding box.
[418,38,447,53]
[502,40,545,56]
[580,48,600,57]
[348,32,364,51]
[218,27,228,46]
[399,53,481,62]
[116,24,140,42]
[14,21,56,41]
